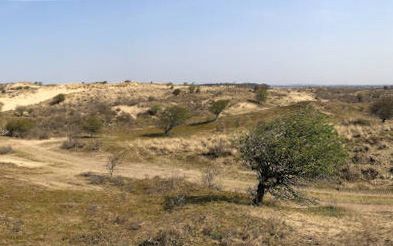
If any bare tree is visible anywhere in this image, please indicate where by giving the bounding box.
[106,151,126,177]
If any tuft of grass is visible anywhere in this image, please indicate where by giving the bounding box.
[306,205,347,217]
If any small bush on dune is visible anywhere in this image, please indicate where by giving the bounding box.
[172,89,181,96]
[148,105,162,116]
[50,93,66,105]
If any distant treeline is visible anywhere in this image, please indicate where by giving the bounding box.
[197,82,270,89]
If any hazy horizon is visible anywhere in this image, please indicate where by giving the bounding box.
[1,0,393,85]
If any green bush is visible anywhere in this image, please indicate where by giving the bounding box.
[172,89,181,96]
[370,96,393,122]
[238,106,347,205]
[82,116,103,137]
[209,100,230,120]
[157,106,190,135]
[255,88,268,104]
[148,104,162,116]
[5,118,35,137]
[50,93,66,105]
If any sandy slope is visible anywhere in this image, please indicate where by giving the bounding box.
[0,85,82,111]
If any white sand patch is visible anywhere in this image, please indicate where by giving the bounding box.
[224,102,267,116]
[0,85,82,111]
[270,89,316,106]
[113,105,149,119]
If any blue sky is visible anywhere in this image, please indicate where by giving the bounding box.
[1,0,393,85]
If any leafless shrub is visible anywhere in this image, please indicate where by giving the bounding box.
[201,166,220,190]
[106,151,127,177]
[204,138,232,158]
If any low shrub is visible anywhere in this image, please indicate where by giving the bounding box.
[0,146,13,155]
[204,138,232,158]
[361,168,379,180]
[61,137,85,150]
[5,118,35,137]
[148,105,161,116]
[172,89,181,96]
[50,94,66,105]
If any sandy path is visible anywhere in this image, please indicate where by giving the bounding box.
[0,137,252,191]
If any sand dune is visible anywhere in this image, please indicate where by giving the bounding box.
[0,85,82,111]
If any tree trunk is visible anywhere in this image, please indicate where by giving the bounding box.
[253,181,266,206]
